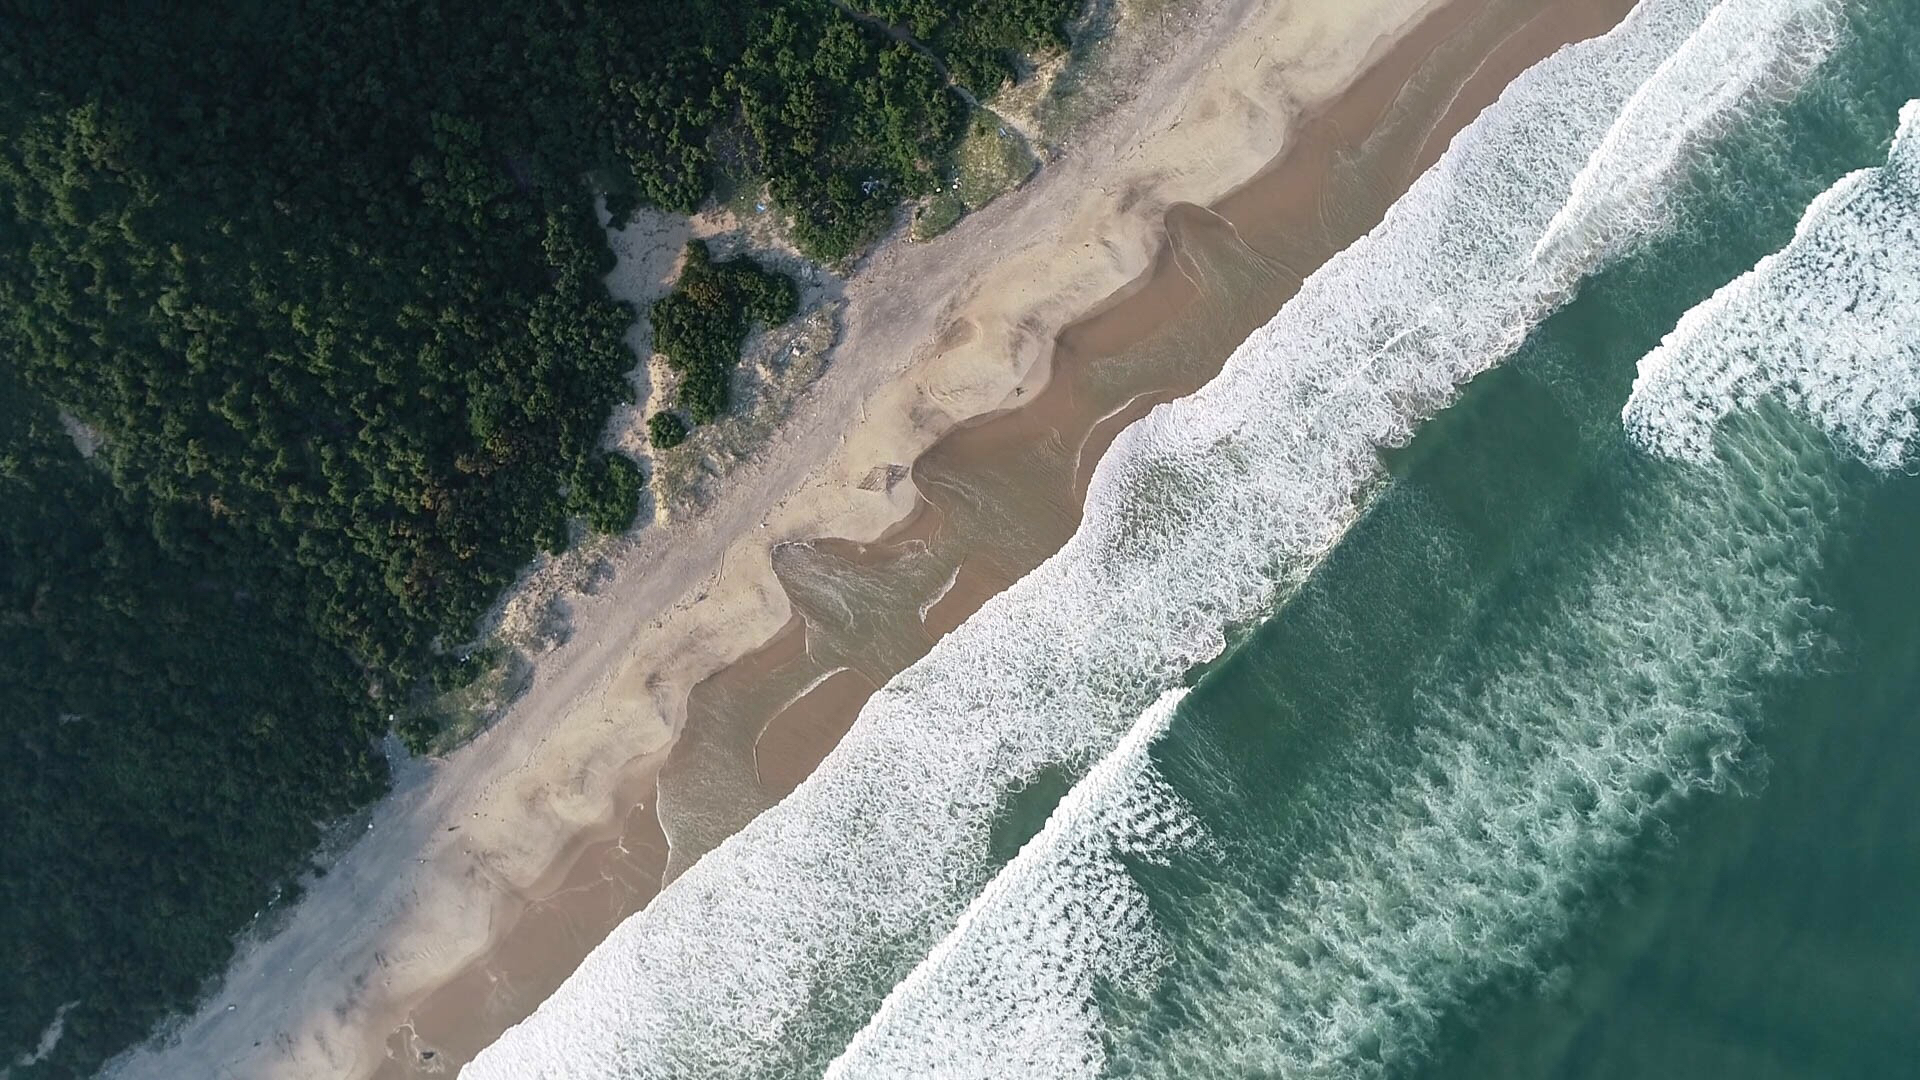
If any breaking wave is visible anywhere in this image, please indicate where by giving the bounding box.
[466,0,1832,1075]
[1533,0,1844,271]
[1624,99,1920,471]
[825,691,1205,1078]
[1105,411,1849,1078]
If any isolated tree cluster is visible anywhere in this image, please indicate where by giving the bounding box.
[652,240,800,427]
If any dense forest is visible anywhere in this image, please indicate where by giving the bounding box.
[0,0,1079,1075]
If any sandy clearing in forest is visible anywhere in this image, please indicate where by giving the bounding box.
[105,0,1458,1075]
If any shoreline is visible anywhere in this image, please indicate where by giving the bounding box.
[650,0,1636,885]
[107,0,1622,1075]
[376,0,1638,1069]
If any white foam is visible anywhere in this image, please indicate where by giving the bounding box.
[826,691,1204,1078]
[1625,101,1920,471]
[1533,0,1844,272]
[1112,413,1848,1077]
[13,1001,78,1069]
[917,561,963,626]
[467,2,1800,1075]
[774,665,854,715]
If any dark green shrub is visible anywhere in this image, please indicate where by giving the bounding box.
[569,454,647,534]
[0,0,1078,1070]
[648,411,692,449]
[651,241,799,425]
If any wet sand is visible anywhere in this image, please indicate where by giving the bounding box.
[754,666,881,800]
[657,0,1644,874]
[370,767,668,1079]
[368,0,1637,1071]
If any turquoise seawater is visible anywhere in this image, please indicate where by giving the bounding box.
[466,1,1920,1075]
[1111,3,1920,1075]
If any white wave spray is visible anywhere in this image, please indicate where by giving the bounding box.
[1111,411,1848,1078]
[826,691,1206,1078]
[1625,99,1920,471]
[1532,0,1844,271]
[467,0,1831,1075]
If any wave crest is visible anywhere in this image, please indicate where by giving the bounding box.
[1624,99,1920,470]
[466,2,1803,1075]
[824,691,1204,1079]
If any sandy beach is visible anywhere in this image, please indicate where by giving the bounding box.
[104,0,1634,1076]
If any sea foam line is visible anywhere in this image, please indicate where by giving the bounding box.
[1532,0,1845,271]
[818,1,1842,1074]
[466,1,1788,1075]
[1113,412,1849,1079]
[1625,99,1920,471]
[825,690,1205,1078]
[917,562,963,626]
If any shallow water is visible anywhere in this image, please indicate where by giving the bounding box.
[377,2,1614,1070]
[1110,3,1920,1073]
[469,0,1920,1074]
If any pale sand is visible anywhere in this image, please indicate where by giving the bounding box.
[401,0,1636,1066]
[650,0,1636,888]
[366,0,1635,1055]
[104,0,1483,1076]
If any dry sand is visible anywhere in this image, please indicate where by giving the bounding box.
[648,0,1634,890]
[102,0,1600,1075]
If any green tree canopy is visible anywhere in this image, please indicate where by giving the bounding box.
[0,0,1079,1073]
[652,241,801,425]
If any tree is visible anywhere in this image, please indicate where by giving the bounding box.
[0,0,1080,1071]
[651,241,799,425]
[648,410,691,449]
[569,453,647,534]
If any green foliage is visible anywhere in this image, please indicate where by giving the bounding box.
[913,109,1039,239]
[649,411,692,449]
[725,3,987,260]
[0,382,387,1077]
[914,192,968,240]
[0,11,643,708]
[849,0,1082,98]
[569,453,647,535]
[0,0,1079,1074]
[652,241,800,425]
[0,3,650,1074]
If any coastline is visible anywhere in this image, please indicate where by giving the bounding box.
[647,0,1636,887]
[105,0,1614,1076]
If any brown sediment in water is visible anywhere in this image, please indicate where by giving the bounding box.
[700,0,1644,851]
[373,0,1636,1070]
[754,666,882,800]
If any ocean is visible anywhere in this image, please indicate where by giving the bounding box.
[469,0,1920,1075]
